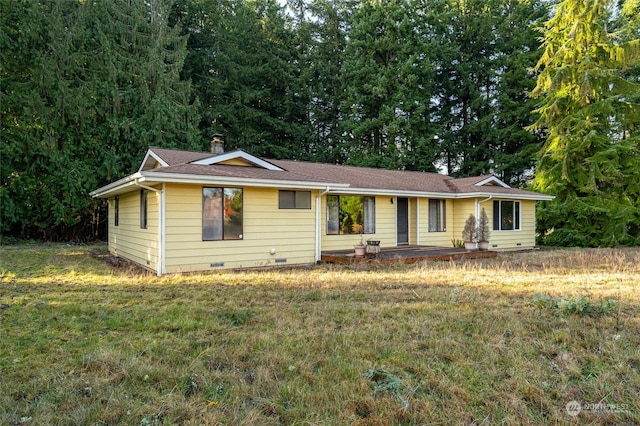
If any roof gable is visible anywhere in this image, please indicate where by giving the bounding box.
[139,150,169,172]
[190,150,284,171]
[474,176,510,188]
[143,147,212,168]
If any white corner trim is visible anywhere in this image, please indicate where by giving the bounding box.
[190,150,284,171]
[474,176,510,188]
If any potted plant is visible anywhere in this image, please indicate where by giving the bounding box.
[477,207,491,250]
[461,213,477,251]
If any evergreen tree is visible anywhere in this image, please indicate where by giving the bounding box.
[339,0,439,171]
[174,0,307,159]
[529,0,640,246]
[492,0,549,185]
[429,0,546,180]
[1,0,200,240]
[291,0,350,163]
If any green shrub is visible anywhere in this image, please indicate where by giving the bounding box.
[532,292,616,317]
[451,238,465,248]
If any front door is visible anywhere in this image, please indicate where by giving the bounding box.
[397,197,409,245]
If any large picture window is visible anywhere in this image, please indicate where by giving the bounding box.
[279,190,311,209]
[493,200,520,231]
[203,187,243,240]
[428,199,446,232]
[326,195,375,235]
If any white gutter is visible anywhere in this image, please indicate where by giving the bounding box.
[90,172,347,198]
[134,179,164,277]
[89,173,143,198]
[458,192,554,201]
[138,171,348,191]
[315,186,331,262]
[331,187,554,201]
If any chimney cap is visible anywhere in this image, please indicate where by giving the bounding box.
[211,133,224,154]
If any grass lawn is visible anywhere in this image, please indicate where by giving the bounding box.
[1,244,638,425]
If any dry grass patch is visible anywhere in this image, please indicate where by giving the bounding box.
[1,244,638,424]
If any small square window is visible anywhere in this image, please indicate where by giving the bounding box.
[279,190,311,209]
[493,200,520,231]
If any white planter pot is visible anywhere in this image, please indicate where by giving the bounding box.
[464,242,477,251]
[477,241,489,251]
[354,245,366,258]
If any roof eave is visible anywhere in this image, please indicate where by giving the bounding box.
[334,188,554,200]
[455,192,555,201]
[139,171,348,190]
[90,173,143,198]
[333,188,451,198]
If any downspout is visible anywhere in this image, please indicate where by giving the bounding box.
[134,179,164,276]
[476,195,493,219]
[160,183,166,275]
[315,187,331,262]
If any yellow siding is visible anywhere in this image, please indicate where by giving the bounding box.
[452,198,477,243]
[218,158,253,166]
[108,188,159,272]
[320,195,397,251]
[489,199,536,249]
[164,185,316,272]
[107,183,540,274]
[451,198,537,249]
[417,198,455,247]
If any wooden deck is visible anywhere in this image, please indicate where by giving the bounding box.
[321,245,497,265]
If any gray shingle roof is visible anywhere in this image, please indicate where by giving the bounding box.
[145,147,551,199]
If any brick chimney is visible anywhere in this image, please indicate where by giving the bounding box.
[211,133,224,154]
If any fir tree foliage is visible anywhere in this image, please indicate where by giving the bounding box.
[530,0,640,246]
[2,0,565,241]
[173,0,308,159]
[1,0,200,240]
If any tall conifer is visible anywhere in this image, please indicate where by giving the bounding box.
[530,0,640,246]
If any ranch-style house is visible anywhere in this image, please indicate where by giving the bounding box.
[91,137,554,275]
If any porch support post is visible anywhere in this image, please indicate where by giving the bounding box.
[416,198,420,245]
[315,187,330,262]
